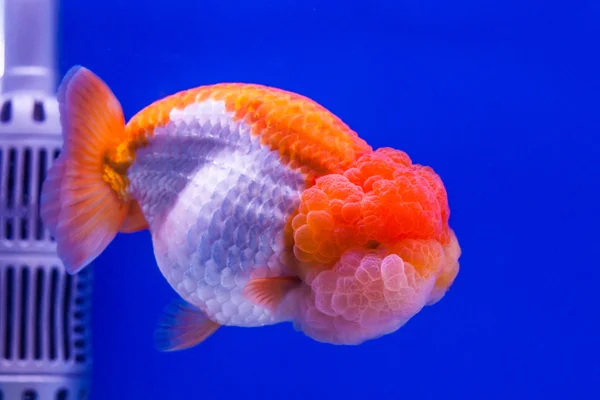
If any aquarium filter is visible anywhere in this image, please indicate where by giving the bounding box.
[0,0,92,399]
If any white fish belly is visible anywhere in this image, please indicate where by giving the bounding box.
[127,99,306,326]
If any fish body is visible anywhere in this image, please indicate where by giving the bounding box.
[125,82,370,327]
[41,66,461,349]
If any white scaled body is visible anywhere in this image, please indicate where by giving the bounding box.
[127,100,306,326]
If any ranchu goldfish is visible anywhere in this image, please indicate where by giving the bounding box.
[40,66,461,350]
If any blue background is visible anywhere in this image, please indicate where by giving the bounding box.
[59,1,600,399]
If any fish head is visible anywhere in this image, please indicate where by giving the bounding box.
[287,148,461,344]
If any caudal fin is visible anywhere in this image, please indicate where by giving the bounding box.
[40,66,130,274]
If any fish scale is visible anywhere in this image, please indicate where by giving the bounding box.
[128,99,306,326]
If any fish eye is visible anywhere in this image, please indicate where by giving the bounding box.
[366,240,380,249]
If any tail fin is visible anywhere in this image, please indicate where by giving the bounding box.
[40,66,130,274]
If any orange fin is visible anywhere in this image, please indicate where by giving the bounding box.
[154,299,220,352]
[119,200,149,233]
[243,276,301,312]
[39,66,130,274]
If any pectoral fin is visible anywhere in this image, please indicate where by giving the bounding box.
[243,276,301,312]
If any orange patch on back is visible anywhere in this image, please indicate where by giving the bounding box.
[221,86,371,180]
[122,83,372,183]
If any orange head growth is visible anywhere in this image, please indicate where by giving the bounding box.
[286,147,460,344]
[293,147,453,273]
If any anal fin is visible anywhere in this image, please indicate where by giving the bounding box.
[154,298,220,352]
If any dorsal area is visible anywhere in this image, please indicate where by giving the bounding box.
[123,83,373,184]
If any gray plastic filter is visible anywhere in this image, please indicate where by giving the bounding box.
[0,0,92,399]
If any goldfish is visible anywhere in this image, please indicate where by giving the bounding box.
[40,66,461,350]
